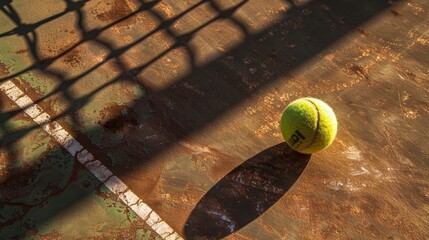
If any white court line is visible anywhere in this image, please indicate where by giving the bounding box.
[0,80,183,240]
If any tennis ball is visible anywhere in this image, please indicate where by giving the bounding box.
[280,97,337,154]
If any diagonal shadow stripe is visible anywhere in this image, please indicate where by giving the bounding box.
[0,0,401,238]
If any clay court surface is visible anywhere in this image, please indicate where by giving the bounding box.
[0,0,428,239]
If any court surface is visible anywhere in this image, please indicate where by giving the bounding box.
[1,0,428,239]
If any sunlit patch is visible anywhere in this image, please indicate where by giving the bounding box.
[351,166,370,176]
[343,146,362,161]
[404,109,418,119]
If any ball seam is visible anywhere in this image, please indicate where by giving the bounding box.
[297,99,320,152]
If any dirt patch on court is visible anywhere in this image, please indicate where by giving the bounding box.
[62,49,83,67]
[0,61,10,77]
[98,102,138,132]
[91,0,140,26]
[97,98,182,155]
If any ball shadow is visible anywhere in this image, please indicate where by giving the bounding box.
[184,142,310,239]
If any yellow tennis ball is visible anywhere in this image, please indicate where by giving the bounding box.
[280,97,337,154]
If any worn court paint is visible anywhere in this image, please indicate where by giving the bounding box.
[0,91,162,239]
[1,0,428,238]
[0,80,183,240]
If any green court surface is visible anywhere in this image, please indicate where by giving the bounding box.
[1,0,428,239]
[0,93,161,239]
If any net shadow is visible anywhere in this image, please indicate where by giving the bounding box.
[0,0,398,238]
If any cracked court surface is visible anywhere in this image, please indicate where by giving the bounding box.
[1,0,429,239]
